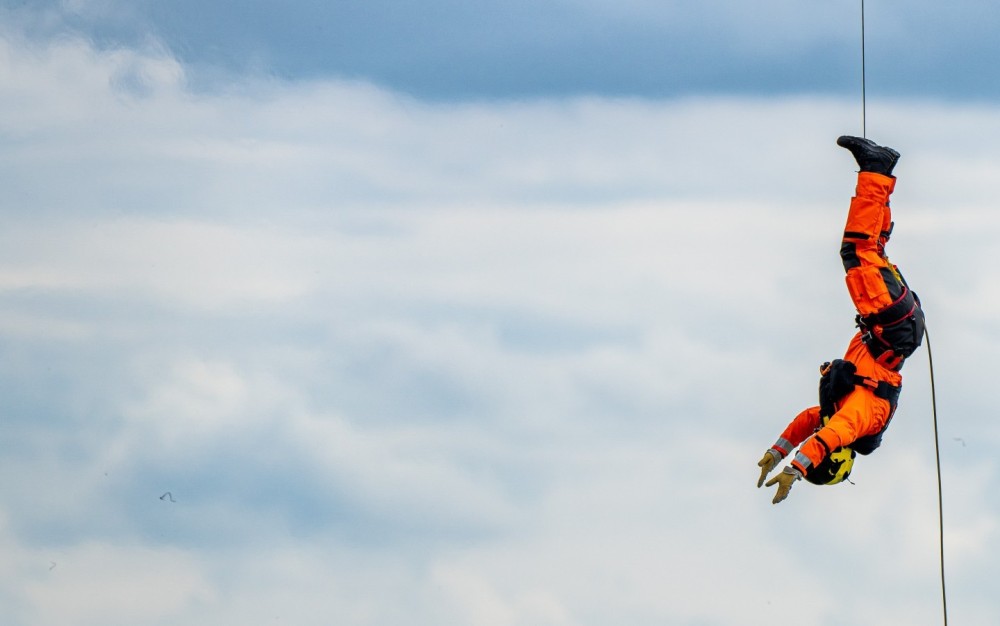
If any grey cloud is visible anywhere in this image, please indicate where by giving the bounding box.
[6,0,1000,101]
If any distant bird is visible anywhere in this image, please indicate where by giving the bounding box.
[953,437,966,447]
[49,561,57,571]
[159,492,176,502]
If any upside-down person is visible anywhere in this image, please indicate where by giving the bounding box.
[757,136,925,504]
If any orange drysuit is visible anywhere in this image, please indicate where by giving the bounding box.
[770,172,920,477]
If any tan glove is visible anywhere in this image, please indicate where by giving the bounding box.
[756,449,782,488]
[764,466,803,504]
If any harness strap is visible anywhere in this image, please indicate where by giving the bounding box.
[851,374,900,406]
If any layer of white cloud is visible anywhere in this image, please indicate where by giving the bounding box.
[1,31,999,626]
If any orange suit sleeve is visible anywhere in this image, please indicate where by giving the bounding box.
[770,406,821,459]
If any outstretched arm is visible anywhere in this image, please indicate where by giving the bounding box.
[756,406,821,499]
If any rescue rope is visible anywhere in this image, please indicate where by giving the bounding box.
[925,327,948,625]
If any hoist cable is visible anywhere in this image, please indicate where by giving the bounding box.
[861,0,867,137]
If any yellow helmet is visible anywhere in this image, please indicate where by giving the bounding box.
[805,445,856,485]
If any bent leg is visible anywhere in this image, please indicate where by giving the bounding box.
[790,388,890,475]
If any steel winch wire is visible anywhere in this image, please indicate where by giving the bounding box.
[861,0,867,137]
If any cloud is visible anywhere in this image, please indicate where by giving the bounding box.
[1,29,999,625]
[7,0,1000,101]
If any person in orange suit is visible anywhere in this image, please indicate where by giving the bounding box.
[757,136,925,504]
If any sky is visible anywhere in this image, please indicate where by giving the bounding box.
[0,1,999,625]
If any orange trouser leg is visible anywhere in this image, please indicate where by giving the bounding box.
[840,172,904,317]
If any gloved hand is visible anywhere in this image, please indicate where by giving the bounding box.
[756,449,782,488]
[764,466,803,504]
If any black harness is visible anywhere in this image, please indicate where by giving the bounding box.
[856,286,925,371]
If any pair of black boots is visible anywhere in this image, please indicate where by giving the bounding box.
[837,135,900,177]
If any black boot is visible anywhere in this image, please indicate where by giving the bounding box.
[837,135,900,176]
